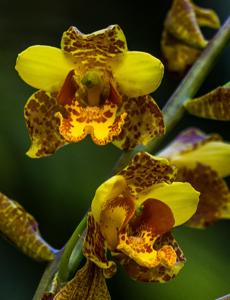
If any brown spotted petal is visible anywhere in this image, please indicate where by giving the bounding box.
[116,232,185,282]
[184,86,230,120]
[113,95,165,150]
[56,99,126,146]
[177,164,230,228]
[192,3,220,29]
[158,127,221,159]
[116,199,176,269]
[61,25,127,68]
[83,213,116,279]
[161,30,201,73]
[164,0,207,49]
[54,261,111,300]
[0,192,56,261]
[25,90,66,158]
[118,152,177,195]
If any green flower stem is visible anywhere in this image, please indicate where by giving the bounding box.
[33,16,230,298]
[57,216,87,282]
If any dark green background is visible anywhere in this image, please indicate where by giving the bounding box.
[0,0,229,299]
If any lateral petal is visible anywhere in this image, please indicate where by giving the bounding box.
[110,51,164,97]
[137,182,200,226]
[15,46,74,91]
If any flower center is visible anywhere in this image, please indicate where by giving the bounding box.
[81,71,110,106]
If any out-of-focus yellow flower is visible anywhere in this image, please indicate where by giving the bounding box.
[16,25,165,158]
[161,0,220,74]
[184,83,230,120]
[83,152,199,282]
[159,128,230,228]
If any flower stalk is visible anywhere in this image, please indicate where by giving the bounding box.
[33,16,230,298]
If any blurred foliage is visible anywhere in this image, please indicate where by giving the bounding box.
[0,0,229,299]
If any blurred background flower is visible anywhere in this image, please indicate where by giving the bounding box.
[0,0,229,299]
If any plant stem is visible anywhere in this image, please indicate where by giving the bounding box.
[33,16,230,298]
[57,216,87,282]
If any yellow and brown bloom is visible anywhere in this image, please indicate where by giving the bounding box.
[16,25,165,158]
[161,0,220,73]
[83,152,199,282]
[159,128,230,228]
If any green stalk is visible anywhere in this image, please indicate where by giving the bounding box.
[33,16,230,298]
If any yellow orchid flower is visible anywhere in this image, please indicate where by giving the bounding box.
[83,152,199,282]
[16,25,165,158]
[161,0,220,73]
[159,128,230,228]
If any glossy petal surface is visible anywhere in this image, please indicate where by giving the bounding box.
[15,46,74,91]
[111,51,164,97]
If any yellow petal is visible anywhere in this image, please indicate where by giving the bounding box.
[184,86,230,121]
[137,182,200,226]
[171,141,230,178]
[113,95,165,150]
[15,45,74,91]
[110,51,164,97]
[0,192,56,261]
[177,164,230,228]
[91,175,127,223]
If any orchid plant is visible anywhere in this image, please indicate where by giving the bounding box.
[0,0,230,299]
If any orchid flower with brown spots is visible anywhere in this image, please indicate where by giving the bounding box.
[161,0,220,73]
[15,25,165,158]
[81,152,199,283]
[159,128,230,228]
